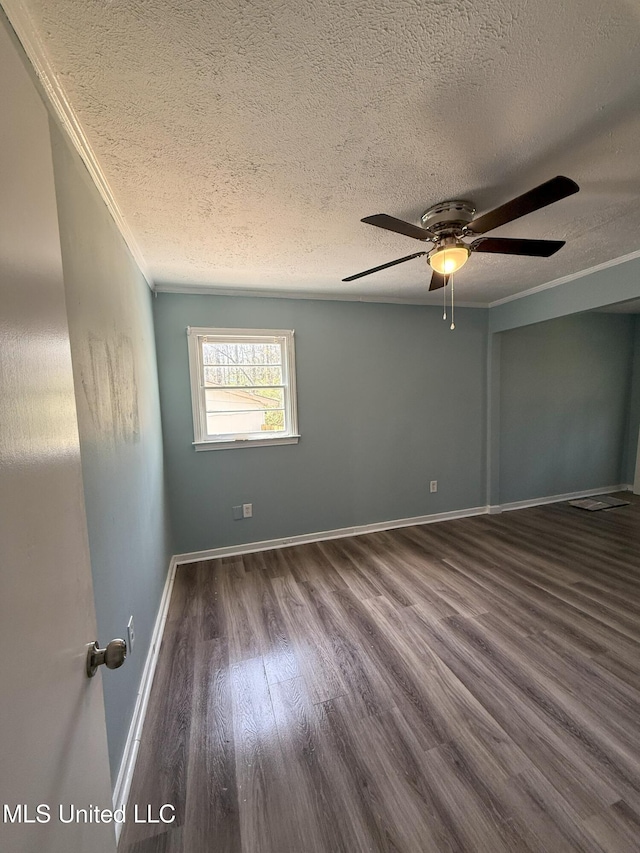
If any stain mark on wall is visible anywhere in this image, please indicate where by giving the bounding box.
[82,332,140,443]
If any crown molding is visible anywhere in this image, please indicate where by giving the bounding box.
[2,0,153,289]
[153,281,487,308]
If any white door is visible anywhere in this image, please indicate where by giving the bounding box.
[0,14,116,853]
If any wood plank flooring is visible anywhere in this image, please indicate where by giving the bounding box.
[119,494,640,852]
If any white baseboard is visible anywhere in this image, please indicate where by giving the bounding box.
[173,505,489,565]
[174,484,634,566]
[112,555,178,843]
[496,484,631,513]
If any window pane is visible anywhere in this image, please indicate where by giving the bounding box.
[205,388,284,412]
[190,329,297,446]
[203,341,282,366]
[263,410,285,431]
[203,364,283,387]
[206,408,285,436]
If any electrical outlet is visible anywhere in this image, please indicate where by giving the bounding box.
[232,505,243,520]
[127,616,135,653]
[430,480,438,493]
[243,503,253,518]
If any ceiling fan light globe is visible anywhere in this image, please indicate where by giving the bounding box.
[428,245,469,275]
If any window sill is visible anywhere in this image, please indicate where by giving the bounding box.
[193,435,300,451]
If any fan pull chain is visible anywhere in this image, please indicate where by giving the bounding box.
[450,274,455,330]
[442,247,448,320]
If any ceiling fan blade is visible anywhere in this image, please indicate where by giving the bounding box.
[429,271,449,291]
[470,237,565,257]
[467,176,579,234]
[342,251,428,282]
[361,214,435,242]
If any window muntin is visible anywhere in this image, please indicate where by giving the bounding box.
[187,328,298,449]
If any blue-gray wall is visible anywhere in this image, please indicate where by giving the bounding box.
[497,312,635,504]
[622,315,640,484]
[50,123,173,783]
[490,256,640,333]
[154,293,488,553]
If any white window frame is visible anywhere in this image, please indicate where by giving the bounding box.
[187,326,299,451]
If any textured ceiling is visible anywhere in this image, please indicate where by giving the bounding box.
[13,0,640,304]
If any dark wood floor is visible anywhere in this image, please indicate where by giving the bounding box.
[120,494,640,852]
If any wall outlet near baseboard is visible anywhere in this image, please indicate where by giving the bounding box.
[127,616,135,653]
[242,503,253,518]
[430,480,438,493]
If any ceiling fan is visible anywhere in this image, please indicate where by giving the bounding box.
[343,175,580,289]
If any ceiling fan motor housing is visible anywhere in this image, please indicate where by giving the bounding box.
[345,176,578,283]
[420,200,476,234]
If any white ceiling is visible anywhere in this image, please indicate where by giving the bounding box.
[11,0,640,304]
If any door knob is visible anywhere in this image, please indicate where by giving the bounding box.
[86,638,127,678]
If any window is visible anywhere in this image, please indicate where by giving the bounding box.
[187,327,299,450]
